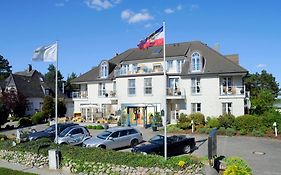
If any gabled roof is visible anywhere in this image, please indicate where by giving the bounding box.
[72,41,248,83]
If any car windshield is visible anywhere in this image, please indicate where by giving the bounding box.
[149,135,164,145]
[97,131,112,140]
[59,127,72,137]
[44,125,55,133]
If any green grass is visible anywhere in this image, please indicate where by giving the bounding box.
[0,167,37,175]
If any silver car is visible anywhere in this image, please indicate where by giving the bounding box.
[57,126,91,145]
[83,127,143,149]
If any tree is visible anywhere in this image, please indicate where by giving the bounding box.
[245,70,280,114]
[2,92,27,119]
[0,55,12,81]
[0,98,9,128]
[44,64,64,90]
[65,72,77,97]
[58,100,66,117]
[42,95,55,119]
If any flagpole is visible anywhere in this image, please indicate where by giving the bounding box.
[163,21,167,160]
[55,41,58,144]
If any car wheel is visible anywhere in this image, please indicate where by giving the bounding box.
[183,145,191,153]
[98,145,106,149]
[130,139,139,147]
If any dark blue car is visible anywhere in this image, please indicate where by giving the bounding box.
[132,135,196,157]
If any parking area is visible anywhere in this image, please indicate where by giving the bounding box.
[1,123,281,175]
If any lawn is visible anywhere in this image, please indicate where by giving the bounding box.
[0,167,37,175]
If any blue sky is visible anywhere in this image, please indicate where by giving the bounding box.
[0,0,280,85]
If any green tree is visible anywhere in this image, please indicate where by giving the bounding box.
[58,100,66,117]
[44,64,64,90]
[42,96,55,119]
[245,70,280,114]
[0,98,9,128]
[65,72,77,91]
[0,55,12,81]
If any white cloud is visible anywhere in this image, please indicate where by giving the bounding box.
[85,0,121,10]
[121,9,153,24]
[164,8,174,14]
[190,4,199,11]
[257,64,267,68]
[55,3,65,7]
[144,23,151,28]
[177,5,182,11]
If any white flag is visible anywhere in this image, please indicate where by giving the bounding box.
[32,43,57,62]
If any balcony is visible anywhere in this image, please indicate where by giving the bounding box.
[98,90,117,98]
[220,86,246,97]
[114,64,163,76]
[72,91,88,99]
[166,88,185,99]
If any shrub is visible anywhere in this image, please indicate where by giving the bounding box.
[18,117,32,127]
[86,125,96,129]
[239,129,247,135]
[31,112,45,124]
[189,112,205,125]
[218,114,235,128]
[197,128,207,134]
[261,110,281,128]
[0,134,7,141]
[206,117,220,129]
[217,127,226,135]
[95,125,104,130]
[252,129,265,137]
[223,156,252,175]
[177,113,191,130]
[167,124,183,133]
[234,115,262,132]
[226,128,236,136]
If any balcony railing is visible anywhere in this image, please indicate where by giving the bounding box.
[220,86,245,96]
[167,88,185,97]
[98,90,117,98]
[72,91,88,99]
[114,65,163,76]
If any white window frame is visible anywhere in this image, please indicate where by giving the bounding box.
[191,103,201,113]
[167,60,173,71]
[100,61,108,78]
[191,52,201,72]
[144,78,152,95]
[98,82,106,97]
[176,59,184,73]
[222,77,233,95]
[222,102,232,114]
[128,79,136,96]
[191,77,201,95]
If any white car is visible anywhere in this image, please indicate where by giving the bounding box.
[83,127,143,149]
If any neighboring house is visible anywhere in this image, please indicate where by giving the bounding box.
[71,41,250,125]
[4,65,73,116]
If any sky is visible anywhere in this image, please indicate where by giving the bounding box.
[0,0,281,86]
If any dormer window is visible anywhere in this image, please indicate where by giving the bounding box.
[191,52,202,72]
[100,61,108,78]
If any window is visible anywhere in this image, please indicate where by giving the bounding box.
[128,129,138,135]
[100,61,108,78]
[222,102,232,114]
[98,82,106,96]
[121,64,129,75]
[191,103,201,113]
[167,60,173,71]
[113,81,116,93]
[144,78,152,95]
[119,130,128,137]
[129,64,137,74]
[110,131,119,138]
[191,52,201,72]
[26,102,34,111]
[128,79,136,96]
[222,77,233,95]
[176,60,184,73]
[168,78,179,89]
[45,89,50,95]
[191,77,201,94]
[153,63,162,72]
[70,128,83,135]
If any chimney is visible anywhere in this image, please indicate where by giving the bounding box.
[213,43,220,52]
[28,64,32,72]
[225,54,239,65]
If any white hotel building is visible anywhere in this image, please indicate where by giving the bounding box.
[71,41,250,125]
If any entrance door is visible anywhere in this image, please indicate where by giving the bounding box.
[127,107,147,126]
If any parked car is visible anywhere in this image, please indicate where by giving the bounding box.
[28,123,78,141]
[57,125,91,145]
[131,135,196,157]
[83,127,143,149]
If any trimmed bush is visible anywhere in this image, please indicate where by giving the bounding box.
[252,129,265,137]
[217,127,226,135]
[234,115,262,132]
[31,112,45,124]
[218,114,235,128]
[95,125,104,130]
[18,117,32,127]
[239,129,247,135]
[197,128,207,134]
[86,125,104,130]
[189,112,205,125]
[167,124,183,133]
[177,113,191,130]
[223,156,252,175]
[226,128,236,136]
[206,117,220,129]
